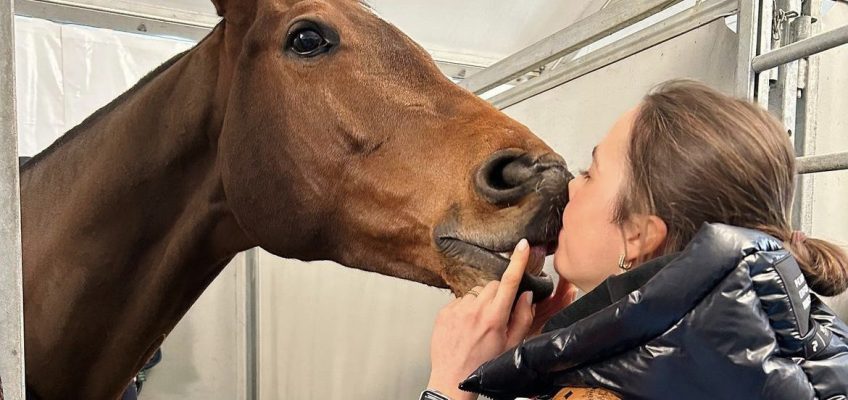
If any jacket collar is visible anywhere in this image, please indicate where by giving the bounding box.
[460,223,784,398]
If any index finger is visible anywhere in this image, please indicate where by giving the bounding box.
[493,238,530,313]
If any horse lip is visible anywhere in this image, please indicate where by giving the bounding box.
[436,236,555,302]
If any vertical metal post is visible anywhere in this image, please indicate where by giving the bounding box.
[791,0,822,231]
[0,0,25,398]
[756,0,774,107]
[736,0,760,99]
[245,249,258,400]
[772,0,802,139]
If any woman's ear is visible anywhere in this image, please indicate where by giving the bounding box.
[622,214,668,263]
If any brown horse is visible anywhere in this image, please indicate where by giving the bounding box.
[19,0,571,398]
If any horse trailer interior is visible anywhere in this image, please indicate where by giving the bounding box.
[2,1,848,399]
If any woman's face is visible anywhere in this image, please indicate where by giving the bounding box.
[553,107,638,292]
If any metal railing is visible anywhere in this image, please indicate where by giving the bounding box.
[753,23,848,72]
[490,0,738,109]
[798,152,848,175]
[460,0,684,95]
[735,0,848,228]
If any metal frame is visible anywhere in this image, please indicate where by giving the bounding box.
[753,23,848,71]
[1,0,25,398]
[736,0,761,98]
[460,0,684,95]
[244,249,259,400]
[735,0,848,229]
[798,153,848,175]
[490,0,738,109]
[794,0,823,232]
[15,0,218,41]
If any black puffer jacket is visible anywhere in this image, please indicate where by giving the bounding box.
[461,223,848,399]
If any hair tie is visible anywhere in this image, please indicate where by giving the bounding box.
[791,230,808,245]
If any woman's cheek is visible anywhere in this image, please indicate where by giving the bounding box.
[553,224,571,277]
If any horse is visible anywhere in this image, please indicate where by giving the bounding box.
[18,0,571,398]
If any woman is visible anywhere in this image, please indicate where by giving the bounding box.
[424,80,848,400]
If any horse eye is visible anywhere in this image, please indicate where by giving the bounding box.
[289,28,329,56]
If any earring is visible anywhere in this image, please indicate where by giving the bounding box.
[618,254,633,271]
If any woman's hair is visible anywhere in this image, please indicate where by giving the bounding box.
[614,79,848,296]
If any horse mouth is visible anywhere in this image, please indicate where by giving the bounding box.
[435,235,557,302]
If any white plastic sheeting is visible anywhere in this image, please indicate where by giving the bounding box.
[14,16,248,400]
[15,17,194,155]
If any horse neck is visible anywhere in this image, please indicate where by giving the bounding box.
[20,24,254,399]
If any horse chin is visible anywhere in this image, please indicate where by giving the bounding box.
[435,234,556,302]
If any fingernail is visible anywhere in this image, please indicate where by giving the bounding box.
[516,238,529,252]
[525,291,534,305]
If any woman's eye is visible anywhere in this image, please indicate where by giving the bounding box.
[579,169,591,179]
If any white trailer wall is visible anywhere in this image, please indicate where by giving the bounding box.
[14,17,248,399]
[502,19,737,177]
[255,255,449,399]
[805,5,848,316]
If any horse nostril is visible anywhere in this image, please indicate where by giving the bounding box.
[480,150,527,190]
[475,149,569,206]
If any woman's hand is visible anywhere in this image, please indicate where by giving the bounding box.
[427,239,536,400]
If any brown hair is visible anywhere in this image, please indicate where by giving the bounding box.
[614,79,848,296]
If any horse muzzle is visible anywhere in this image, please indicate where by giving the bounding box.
[435,150,572,301]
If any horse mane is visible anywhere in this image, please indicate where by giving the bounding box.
[21,48,192,171]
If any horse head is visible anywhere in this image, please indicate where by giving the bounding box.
[214,0,572,299]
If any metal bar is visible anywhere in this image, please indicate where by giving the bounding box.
[491,0,737,110]
[15,0,216,41]
[494,0,737,108]
[755,0,773,108]
[769,0,801,225]
[792,8,820,229]
[460,0,683,95]
[17,0,220,28]
[753,24,848,72]
[773,0,801,140]
[245,249,258,400]
[735,0,760,99]
[539,0,622,78]
[797,152,848,175]
[0,0,25,397]
[793,0,822,232]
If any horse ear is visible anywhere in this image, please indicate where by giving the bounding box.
[211,0,227,17]
[211,0,256,22]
